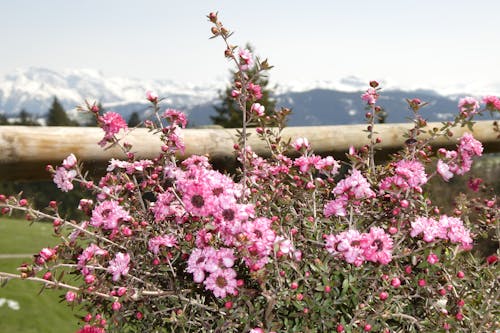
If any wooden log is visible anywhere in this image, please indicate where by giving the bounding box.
[0,121,499,180]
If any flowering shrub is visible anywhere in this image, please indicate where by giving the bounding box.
[1,12,499,333]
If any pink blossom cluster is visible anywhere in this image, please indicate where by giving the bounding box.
[324,169,375,217]
[325,227,394,266]
[380,160,428,194]
[97,112,128,147]
[437,133,483,181]
[293,154,340,176]
[410,215,473,248]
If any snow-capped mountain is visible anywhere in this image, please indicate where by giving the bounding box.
[0,67,498,127]
[0,67,222,119]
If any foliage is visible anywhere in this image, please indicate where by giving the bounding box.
[46,97,79,126]
[0,12,499,333]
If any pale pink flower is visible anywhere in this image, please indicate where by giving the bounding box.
[437,160,454,181]
[148,234,177,255]
[107,252,130,281]
[458,96,480,114]
[238,48,254,71]
[204,268,238,298]
[292,137,310,151]
[361,87,378,105]
[250,103,265,116]
[53,167,77,192]
[62,153,77,169]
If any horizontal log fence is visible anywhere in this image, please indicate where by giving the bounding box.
[0,121,499,181]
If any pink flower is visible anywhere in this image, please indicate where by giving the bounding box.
[323,196,348,217]
[98,112,127,146]
[148,234,177,255]
[361,227,393,265]
[380,160,427,192]
[203,268,238,298]
[250,103,265,116]
[39,247,57,261]
[65,291,76,302]
[107,252,130,281]
[62,153,77,169]
[90,200,131,230]
[238,48,254,71]
[361,87,378,105]
[458,96,480,114]
[483,95,500,111]
[247,82,263,100]
[53,167,77,192]
[458,133,483,159]
[292,137,310,151]
[328,229,365,266]
[77,243,108,271]
[427,252,439,264]
[333,169,375,199]
[437,160,453,181]
[146,90,158,102]
[163,108,188,128]
[187,247,219,283]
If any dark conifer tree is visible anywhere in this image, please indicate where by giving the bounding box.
[46,97,78,126]
[127,111,141,127]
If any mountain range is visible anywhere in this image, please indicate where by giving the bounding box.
[1,67,498,126]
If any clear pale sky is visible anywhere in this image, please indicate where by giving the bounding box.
[1,0,499,94]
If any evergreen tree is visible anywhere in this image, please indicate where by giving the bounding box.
[211,45,276,128]
[127,111,141,127]
[0,113,9,125]
[47,97,78,126]
[14,109,39,126]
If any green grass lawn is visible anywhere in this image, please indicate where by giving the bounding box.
[0,217,80,333]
